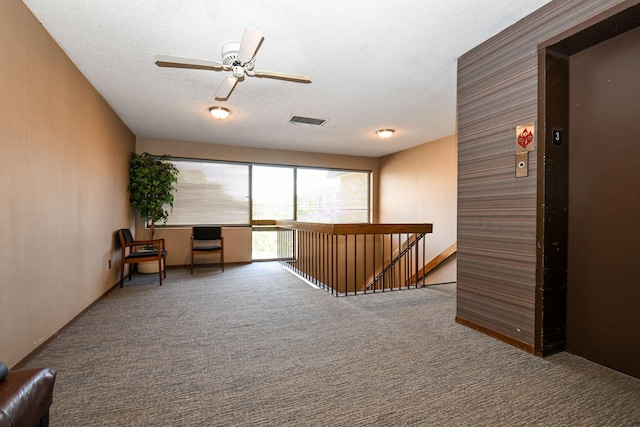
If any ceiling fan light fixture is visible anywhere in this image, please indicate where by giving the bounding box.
[376,129,395,139]
[209,106,231,120]
[155,27,311,101]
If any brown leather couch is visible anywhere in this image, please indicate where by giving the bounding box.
[0,367,57,427]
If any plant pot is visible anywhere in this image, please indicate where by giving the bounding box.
[138,259,164,274]
[137,247,165,274]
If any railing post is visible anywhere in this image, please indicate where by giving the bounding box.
[363,234,367,294]
[409,234,412,288]
[331,234,336,295]
[420,234,424,286]
[343,235,347,296]
[352,234,356,295]
[415,235,419,286]
[371,234,376,293]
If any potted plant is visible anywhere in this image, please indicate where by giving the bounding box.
[128,152,179,239]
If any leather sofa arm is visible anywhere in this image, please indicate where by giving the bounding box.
[0,368,57,427]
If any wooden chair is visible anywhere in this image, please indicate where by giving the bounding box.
[191,226,224,273]
[117,229,166,287]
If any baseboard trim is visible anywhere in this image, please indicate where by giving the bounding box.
[455,316,535,355]
[13,281,119,369]
[14,261,251,368]
[167,261,251,270]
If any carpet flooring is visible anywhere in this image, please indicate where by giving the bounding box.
[24,262,640,426]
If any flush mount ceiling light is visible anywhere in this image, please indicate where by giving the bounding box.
[209,106,231,120]
[375,129,395,139]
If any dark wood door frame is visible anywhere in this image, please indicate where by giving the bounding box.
[535,0,640,356]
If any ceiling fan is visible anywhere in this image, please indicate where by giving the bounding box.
[155,27,312,100]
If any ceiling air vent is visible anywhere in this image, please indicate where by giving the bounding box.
[288,115,328,126]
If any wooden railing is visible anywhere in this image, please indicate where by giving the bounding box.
[275,221,433,296]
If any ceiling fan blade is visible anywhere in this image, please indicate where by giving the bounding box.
[215,76,239,100]
[155,55,224,71]
[237,27,264,62]
[252,70,312,83]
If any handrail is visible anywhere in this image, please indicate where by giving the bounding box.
[275,221,433,235]
[274,221,433,296]
[409,242,457,285]
[365,233,425,291]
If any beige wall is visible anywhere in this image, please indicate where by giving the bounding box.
[378,135,458,284]
[136,137,381,265]
[0,0,135,367]
[153,226,251,267]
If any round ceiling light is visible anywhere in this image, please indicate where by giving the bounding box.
[375,129,395,139]
[209,106,231,120]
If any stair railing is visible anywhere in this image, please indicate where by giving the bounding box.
[275,221,433,296]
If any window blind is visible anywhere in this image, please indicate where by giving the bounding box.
[167,160,250,225]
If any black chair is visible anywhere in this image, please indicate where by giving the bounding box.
[117,229,166,287]
[191,226,224,273]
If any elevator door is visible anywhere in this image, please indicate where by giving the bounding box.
[567,27,640,378]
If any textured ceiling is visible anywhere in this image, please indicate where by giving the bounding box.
[22,0,552,157]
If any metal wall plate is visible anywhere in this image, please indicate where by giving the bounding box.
[516,152,528,177]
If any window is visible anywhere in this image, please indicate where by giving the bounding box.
[250,165,370,259]
[251,165,294,260]
[297,168,369,223]
[167,160,250,225]
[252,165,294,221]
[166,159,370,232]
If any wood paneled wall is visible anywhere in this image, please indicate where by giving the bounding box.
[456,0,626,352]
